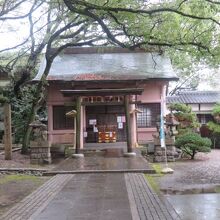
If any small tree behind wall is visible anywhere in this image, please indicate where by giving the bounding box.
[168,103,212,159]
[207,103,220,148]
[168,103,200,135]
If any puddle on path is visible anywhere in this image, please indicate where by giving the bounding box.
[166,194,220,220]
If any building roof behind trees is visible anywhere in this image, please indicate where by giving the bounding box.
[167,91,220,104]
[34,47,178,82]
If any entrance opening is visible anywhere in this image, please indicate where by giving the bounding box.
[85,105,127,143]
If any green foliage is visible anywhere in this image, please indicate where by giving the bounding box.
[152,164,164,177]
[175,132,211,159]
[207,103,220,139]
[207,121,220,134]
[10,86,35,143]
[10,85,46,144]
[168,103,192,113]
[212,103,220,117]
[144,174,160,194]
[168,103,200,135]
[0,94,9,104]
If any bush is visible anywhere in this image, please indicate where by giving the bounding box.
[175,133,211,159]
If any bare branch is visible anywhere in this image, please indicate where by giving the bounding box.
[0,0,44,21]
[0,0,24,17]
[63,0,127,47]
[64,0,220,26]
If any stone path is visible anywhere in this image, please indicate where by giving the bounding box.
[125,173,180,220]
[0,173,180,220]
[47,154,155,175]
[1,174,74,220]
[34,173,132,220]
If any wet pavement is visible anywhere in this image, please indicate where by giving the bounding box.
[49,149,155,174]
[34,173,133,220]
[166,193,220,220]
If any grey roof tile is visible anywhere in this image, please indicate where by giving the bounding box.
[167,91,220,104]
[34,47,178,82]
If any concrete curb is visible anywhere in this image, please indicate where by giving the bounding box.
[43,169,156,176]
[0,168,48,172]
[124,174,140,220]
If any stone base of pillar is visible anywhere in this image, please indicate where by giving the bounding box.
[72,153,84,158]
[30,141,51,164]
[124,152,136,157]
[153,137,181,162]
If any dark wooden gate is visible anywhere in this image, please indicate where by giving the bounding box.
[86,105,126,143]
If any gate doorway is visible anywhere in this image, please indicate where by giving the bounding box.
[85,105,127,143]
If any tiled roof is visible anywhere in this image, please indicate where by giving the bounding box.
[167,91,220,104]
[34,47,178,82]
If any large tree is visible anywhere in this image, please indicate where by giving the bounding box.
[1,0,220,153]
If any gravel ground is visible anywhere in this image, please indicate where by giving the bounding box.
[156,149,220,194]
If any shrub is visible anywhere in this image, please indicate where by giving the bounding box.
[175,132,211,159]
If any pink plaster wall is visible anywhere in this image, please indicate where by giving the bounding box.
[137,128,157,143]
[137,81,164,103]
[47,81,168,146]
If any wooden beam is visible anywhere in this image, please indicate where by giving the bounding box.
[4,103,12,160]
[124,95,132,153]
[61,88,144,96]
[81,101,142,106]
[75,97,81,154]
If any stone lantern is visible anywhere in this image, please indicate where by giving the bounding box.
[154,113,181,163]
[166,113,179,138]
[29,119,51,164]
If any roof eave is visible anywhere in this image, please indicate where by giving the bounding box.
[40,77,179,83]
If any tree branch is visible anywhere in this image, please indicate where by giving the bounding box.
[65,0,220,26]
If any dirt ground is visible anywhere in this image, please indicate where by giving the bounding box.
[0,174,50,216]
[0,150,61,216]
[0,150,62,169]
[154,149,220,194]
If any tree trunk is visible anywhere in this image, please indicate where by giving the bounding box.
[21,60,52,154]
[191,150,196,160]
[21,83,42,154]
[4,103,12,160]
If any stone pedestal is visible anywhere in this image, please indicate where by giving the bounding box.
[30,141,51,164]
[154,137,180,162]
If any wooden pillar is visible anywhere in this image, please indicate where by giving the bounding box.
[4,103,12,160]
[124,95,132,153]
[73,117,76,149]
[75,96,81,154]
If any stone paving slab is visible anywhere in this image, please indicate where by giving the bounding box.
[125,173,181,220]
[50,155,155,174]
[33,173,133,220]
[1,174,74,220]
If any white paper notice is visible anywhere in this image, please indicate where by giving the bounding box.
[89,119,97,125]
[118,122,123,129]
[117,116,122,123]
[93,126,98,132]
